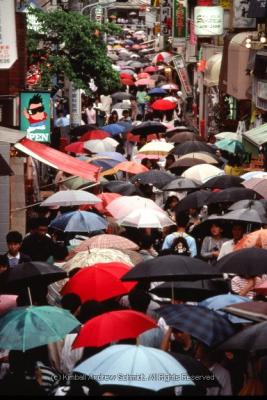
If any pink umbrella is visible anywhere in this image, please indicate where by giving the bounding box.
[106,195,164,219]
[144,66,159,73]
[135,78,154,87]
[137,72,150,79]
[0,295,18,315]
[152,52,173,65]
[161,83,179,91]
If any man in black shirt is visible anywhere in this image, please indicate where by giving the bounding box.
[21,218,54,262]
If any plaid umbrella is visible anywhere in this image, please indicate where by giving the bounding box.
[156,304,236,347]
[74,234,139,252]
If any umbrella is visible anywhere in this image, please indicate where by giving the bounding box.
[169,157,208,170]
[63,176,95,190]
[151,99,176,111]
[86,192,121,215]
[148,88,167,96]
[199,294,251,324]
[242,178,267,199]
[121,255,222,282]
[131,170,175,189]
[164,96,178,103]
[113,161,148,174]
[177,152,219,165]
[104,181,144,196]
[64,142,87,154]
[63,248,133,273]
[162,177,201,191]
[222,301,267,323]
[90,158,120,172]
[135,78,154,87]
[74,344,195,391]
[0,154,14,176]
[126,133,157,143]
[138,72,150,79]
[61,263,137,302]
[128,61,144,69]
[121,78,135,86]
[144,66,159,73]
[166,126,195,137]
[215,248,267,277]
[218,321,267,351]
[106,195,163,220]
[203,175,244,189]
[190,215,232,240]
[80,130,110,141]
[182,164,225,183]
[84,138,118,153]
[152,52,172,64]
[120,249,143,266]
[234,229,267,252]
[229,200,266,215]
[215,139,245,154]
[117,121,133,131]
[0,295,18,315]
[0,306,80,351]
[131,121,167,136]
[161,83,179,91]
[138,141,174,156]
[156,304,235,347]
[102,124,127,136]
[112,102,131,110]
[96,152,127,163]
[149,280,229,302]
[70,125,97,137]
[40,190,101,207]
[241,171,267,180]
[49,210,107,233]
[111,92,133,101]
[206,188,256,205]
[172,141,215,156]
[72,310,156,349]
[118,207,175,229]
[175,191,211,213]
[217,208,267,225]
[74,234,138,252]
[119,69,135,75]
[215,131,242,141]
[167,132,203,144]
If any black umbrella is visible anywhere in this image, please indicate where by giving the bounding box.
[167,132,204,144]
[206,187,256,205]
[165,126,195,138]
[202,175,244,189]
[215,248,267,277]
[229,200,266,216]
[103,180,144,196]
[121,255,222,282]
[168,158,208,172]
[111,92,134,101]
[130,121,167,136]
[131,170,175,189]
[0,154,14,176]
[222,301,267,323]
[217,321,267,351]
[162,177,201,191]
[175,191,210,213]
[149,279,229,302]
[70,125,97,137]
[218,208,267,225]
[190,215,232,239]
[171,141,215,156]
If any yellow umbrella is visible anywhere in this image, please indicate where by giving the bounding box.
[138,141,174,156]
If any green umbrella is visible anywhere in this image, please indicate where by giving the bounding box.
[0,306,80,351]
[215,139,245,154]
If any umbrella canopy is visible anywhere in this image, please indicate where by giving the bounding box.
[91,158,120,172]
[138,72,150,79]
[215,139,245,154]
[169,158,208,171]
[203,175,244,189]
[222,301,267,323]
[152,52,172,64]
[64,142,87,154]
[215,248,267,277]
[182,164,225,183]
[162,177,200,191]
[49,210,107,233]
[120,72,133,80]
[40,190,101,207]
[131,121,167,136]
[86,192,121,215]
[121,78,135,86]
[80,130,110,141]
[144,66,159,73]
[74,234,138,252]
[148,87,167,96]
[167,132,203,144]
[161,83,179,90]
[138,141,174,156]
[106,195,163,220]
[151,99,176,111]
[69,125,97,137]
[200,294,251,324]
[131,170,175,189]
[102,124,127,136]
[242,178,267,199]
[218,321,267,351]
[229,200,266,215]
[0,295,18,315]
[111,92,133,101]
[74,344,195,391]
[112,102,131,110]
[215,131,242,141]
[72,310,156,349]
[113,161,148,174]
[234,229,267,252]
[175,191,211,213]
[164,96,178,103]
[135,78,154,87]
[61,263,137,303]
[121,255,222,282]
[104,180,144,196]
[84,138,118,153]
[241,171,267,180]
[97,152,127,163]
[206,187,256,205]
[0,306,80,351]
[118,207,175,229]
[128,61,144,69]
[149,280,229,302]
[178,152,219,165]
[156,304,235,347]
[217,208,267,225]
[172,141,215,156]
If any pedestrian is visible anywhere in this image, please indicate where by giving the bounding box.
[2,231,31,268]
[107,110,119,124]
[85,101,96,125]
[136,86,148,118]
[217,223,245,260]
[21,218,55,261]
[200,223,228,265]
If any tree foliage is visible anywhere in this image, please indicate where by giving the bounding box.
[27,9,121,94]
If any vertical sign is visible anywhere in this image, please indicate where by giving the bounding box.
[0,0,18,69]
[160,0,172,36]
[69,83,81,128]
[232,0,256,28]
[172,55,192,96]
[173,0,187,41]
[20,91,51,142]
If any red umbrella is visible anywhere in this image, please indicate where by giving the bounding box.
[132,44,141,50]
[144,66,158,73]
[0,295,18,316]
[137,72,150,79]
[151,99,177,111]
[65,141,86,154]
[80,130,110,141]
[72,310,156,349]
[120,73,133,80]
[121,78,135,86]
[254,281,267,296]
[61,262,137,302]
[80,192,122,214]
[126,133,157,143]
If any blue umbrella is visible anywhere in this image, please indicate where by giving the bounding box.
[199,294,252,324]
[102,124,127,136]
[74,344,195,391]
[90,158,120,171]
[117,121,133,132]
[124,39,134,45]
[148,87,167,96]
[96,152,127,162]
[49,211,107,233]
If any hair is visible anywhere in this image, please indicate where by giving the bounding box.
[128,288,151,313]
[139,235,153,250]
[52,244,69,261]
[78,300,105,324]
[175,211,189,228]
[36,217,49,228]
[164,196,178,211]
[61,293,81,314]
[6,231,23,244]
[28,94,43,107]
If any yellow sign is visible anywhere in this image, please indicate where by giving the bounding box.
[219,0,231,9]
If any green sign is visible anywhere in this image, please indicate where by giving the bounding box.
[173,0,187,38]
[20,91,51,142]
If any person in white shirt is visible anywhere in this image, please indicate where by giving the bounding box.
[85,102,96,125]
[217,223,245,260]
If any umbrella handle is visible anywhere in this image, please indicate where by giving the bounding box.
[27,287,33,306]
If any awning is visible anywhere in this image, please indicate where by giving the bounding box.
[0,126,26,144]
[242,123,267,147]
[0,154,14,176]
[15,138,100,182]
[227,32,257,100]
[204,53,222,87]
[248,0,267,18]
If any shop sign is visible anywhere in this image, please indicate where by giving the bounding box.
[194,6,224,36]
[160,0,172,36]
[0,0,18,69]
[172,54,192,96]
[20,91,51,143]
[173,0,187,40]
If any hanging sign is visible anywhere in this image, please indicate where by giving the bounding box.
[172,55,192,96]
[194,6,224,36]
[0,0,18,69]
[173,0,187,40]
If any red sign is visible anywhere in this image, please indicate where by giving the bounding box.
[197,0,213,5]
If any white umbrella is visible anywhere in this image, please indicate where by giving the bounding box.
[182,164,225,183]
[118,207,175,229]
[215,131,242,142]
[164,96,178,103]
[106,195,163,220]
[40,190,101,207]
[84,138,118,153]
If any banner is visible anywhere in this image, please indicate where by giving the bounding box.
[69,83,81,128]
[173,0,187,40]
[172,55,192,97]
[160,0,172,36]
[20,91,51,143]
[0,0,18,69]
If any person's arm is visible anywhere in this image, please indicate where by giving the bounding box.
[217,241,228,260]
[200,237,217,260]
[189,237,197,257]
[238,278,256,296]
[160,327,172,352]
[162,234,173,250]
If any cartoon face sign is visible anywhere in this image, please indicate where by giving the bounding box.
[23,94,48,133]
